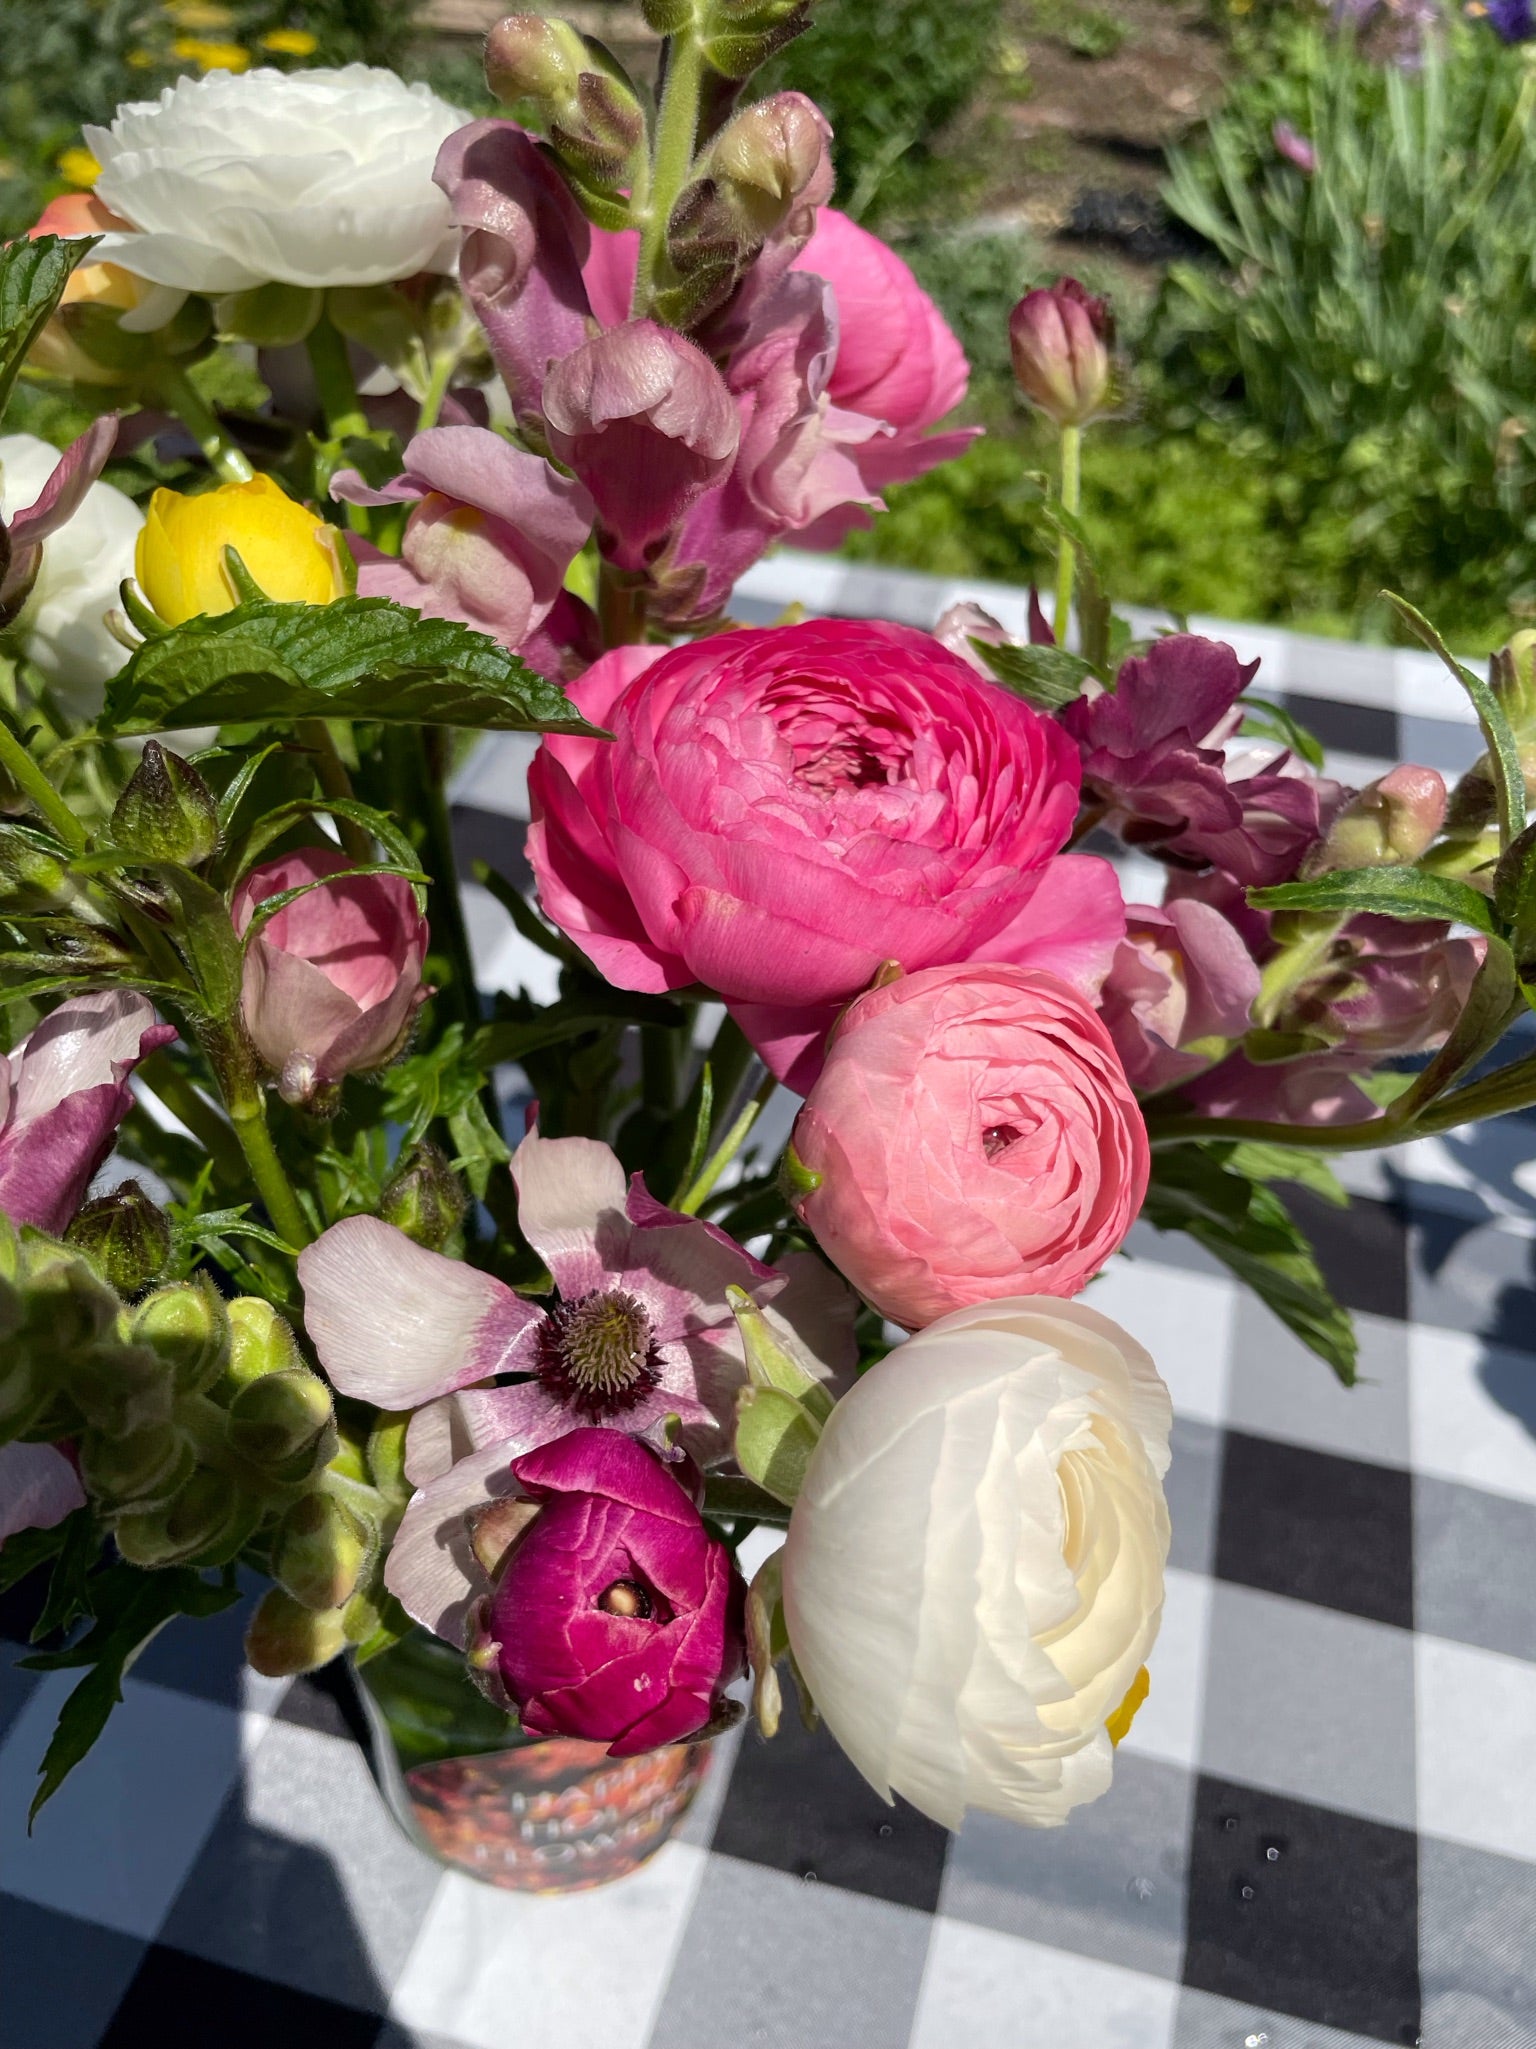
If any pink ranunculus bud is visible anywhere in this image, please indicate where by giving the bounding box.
[331,425,593,651]
[789,963,1149,1329]
[541,320,740,570]
[1303,764,1447,876]
[432,120,594,432]
[932,600,1012,675]
[473,1428,746,1755]
[527,619,1127,1091]
[1099,899,1260,1097]
[0,990,175,1236]
[1009,279,1115,429]
[232,848,429,1106]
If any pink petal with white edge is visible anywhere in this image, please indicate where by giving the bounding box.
[297,1216,541,1407]
[508,1123,627,1299]
[386,1440,526,1645]
[0,1442,85,1545]
[9,988,173,1124]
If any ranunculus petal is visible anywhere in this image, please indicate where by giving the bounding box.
[508,1123,628,1300]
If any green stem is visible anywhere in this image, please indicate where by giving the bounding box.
[1054,422,1081,644]
[680,1068,776,1214]
[1253,915,1343,1029]
[227,1092,312,1248]
[419,728,484,1044]
[416,346,459,435]
[633,25,705,314]
[297,718,372,865]
[0,715,87,851]
[597,563,648,650]
[153,364,254,483]
[306,312,370,442]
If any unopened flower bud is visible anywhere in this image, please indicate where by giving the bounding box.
[78,1420,193,1514]
[485,12,587,103]
[115,1469,258,1569]
[226,1368,335,1473]
[1493,629,1536,738]
[696,91,830,242]
[701,0,812,78]
[225,1295,304,1387]
[0,824,73,913]
[378,1140,467,1251]
[486,14,645,184]
[274,1491,371,1611]
[214,282,324,349]
[1009,279,1114,428]
[246,1586,350,1676]
[136,476,349,625]
[131,1278,230,1394]
[66,1180,173,1295]
[1304,764,1447,876]
[641,0,694,28]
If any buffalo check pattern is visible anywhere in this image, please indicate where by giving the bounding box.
[5,563,1536,2049]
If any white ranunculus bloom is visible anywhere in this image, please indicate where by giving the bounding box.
[0,434,142,715]
[85,66,467,295]
[780,1297,1172,1830]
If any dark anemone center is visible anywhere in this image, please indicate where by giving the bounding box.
[982,1122,1023,1161]
[535,1288,662,1420]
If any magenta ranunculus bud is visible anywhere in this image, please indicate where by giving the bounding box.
[1009,279,1114,428]
[1304,764,1447,875]
[232,848,429,1107]
[541,320,740,570]
[788,963,1151,1330]
[481,1429,746,1756]
[527,619,1127,1091]
[0,989,175,1235]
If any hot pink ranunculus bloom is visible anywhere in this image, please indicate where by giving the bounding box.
[484,1428,746,1756]
[0,989,174,1235]
[789,963,1151,1329]
[526,620,1125,1091]
[232,847,429,1107]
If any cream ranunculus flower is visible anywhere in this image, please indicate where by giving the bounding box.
[85,66,467,295]
[0,433,143,715]
[780,1296,1172,1830]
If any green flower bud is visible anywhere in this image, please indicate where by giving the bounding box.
[225,1297,305,1387]
[245,1586,349,1676]
[693,92,828,243]
[131,1277,230,1394]
[78,1421,194,1514]
[485,12,588,103]
[66,1181,173,1296]
[1302,765,1449,877]
[365,1410,411,1501]
[225,1368,334,1472]
[273,1491,371,1611]
[1494,630,1536,739]
[378,1140,467,1252]
[111,742,220,868]
[214,282,324,349]
[642,0,695,29]
[701,0,811,78]
[0,824,73,914]
[114,1469,259,1569]
[485,13,645,186]
[734,1383,820,1505]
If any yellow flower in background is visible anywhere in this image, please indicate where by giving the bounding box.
[56,146,102,188]
[165,0,236,26]
[172,37,251,72]
[260,28,319,56]
[136,476,349,624]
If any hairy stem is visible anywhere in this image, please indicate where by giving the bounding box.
[306,313,369,442]
[680,1068,777,1214]
[297,718,372,864]
[1054,422,1082,644]
[152,365,255,484]
[633,24,705,314]
[0,714,87,851]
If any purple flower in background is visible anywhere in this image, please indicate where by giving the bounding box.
[475,1428,746,1755]
[1273,121,1318,173]
[0,989,174,1235]
[1484,0,1535,42]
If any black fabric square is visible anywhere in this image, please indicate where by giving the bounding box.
[712,1710,949,1914]
[1184,1775,1420,2044]
[98,1947,383,2049]
[1280,692,1399,763]
[1283,1186,1410,1323]
[1214,1431,1415,1630]
[0,1895,147,2049]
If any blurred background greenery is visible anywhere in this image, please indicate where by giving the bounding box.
[5,0,1536,649]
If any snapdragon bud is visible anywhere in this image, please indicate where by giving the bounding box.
[246,1585,350,1676]
[1303,765,1448,875]
[66,1181,173,1296]
[131,1278,230,1394]
[378,1140,467,1252]
[0,824,73,914]
[700,0,812,78]
[78,1420,194,1515]
[273,1491,371,1611]
[225,1296,304,1386]
[1009,279,1114,428]
[1493,630,1536,739]
[226,1368,335,1475]
[696,91,830,242]
[486,13,646,186]
[114,1469,259,1569]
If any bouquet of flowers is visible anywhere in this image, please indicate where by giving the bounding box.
[3,3,1533,1847]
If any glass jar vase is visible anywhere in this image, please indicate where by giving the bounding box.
[353,1627,711,1894]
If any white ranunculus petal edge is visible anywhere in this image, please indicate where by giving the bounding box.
[85,66,466,293]
[780,1296,1171,1831]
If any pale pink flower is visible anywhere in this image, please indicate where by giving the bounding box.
[0,1443,85,1548]
[1100,898,1260,1097]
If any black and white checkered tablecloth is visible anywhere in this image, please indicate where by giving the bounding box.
[4,565,1534,2049]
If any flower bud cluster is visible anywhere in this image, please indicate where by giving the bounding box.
[486,13,646,198]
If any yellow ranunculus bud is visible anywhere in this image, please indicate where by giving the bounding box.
[136,475,349,624]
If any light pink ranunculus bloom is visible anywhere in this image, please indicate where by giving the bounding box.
[232,847,429,1106]
[297,1123,854,1643]
[0,1442,86,1548]
[788,208,978,538]
[526,619,1125,1092]
[0,989,174,1235]
[541,320,740,572]
[331,425,593,651]
[789,963,1150,1329]
[1099,898,1260,1097]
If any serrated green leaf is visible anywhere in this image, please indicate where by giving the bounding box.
[0,234,96,417]
[973,639,1094,710]
[100,594,604,737]
[1223,1141,1348,1207]
[31,1511,106,1643]
[1251,866,1498,934]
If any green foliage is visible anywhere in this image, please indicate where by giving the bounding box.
[0,233,93,418]
[763,0,1005,220]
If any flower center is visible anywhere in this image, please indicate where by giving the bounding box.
[535,1288,662,1420]
[982,1122,1022,1160]
[598,1578,655,1620]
